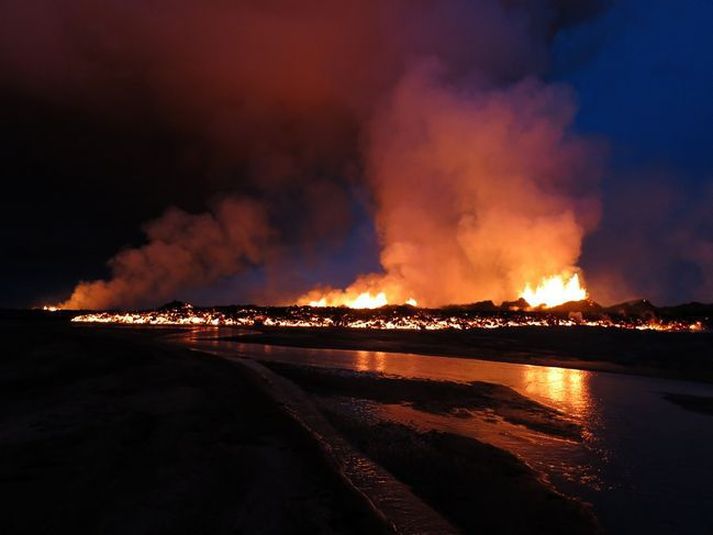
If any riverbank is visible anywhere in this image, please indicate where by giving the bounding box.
[183,324,713,534]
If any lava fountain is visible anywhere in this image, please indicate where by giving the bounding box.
[300,289,417,309]
[520,273,587,308]
[298,273,587,311]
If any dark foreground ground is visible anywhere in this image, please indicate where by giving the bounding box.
[0,314,601,534]
[0,316,381,535]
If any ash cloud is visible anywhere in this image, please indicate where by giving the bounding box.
[0,0,611,309]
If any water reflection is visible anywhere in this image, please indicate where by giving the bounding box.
[522,366,591,420]
[178,328,595,423]
[356,350,387,373]
[176,326,255,347]
[176,330,602,498]
[171,326,713,534]
[180,326,221,344]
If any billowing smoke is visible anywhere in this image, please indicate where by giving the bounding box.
[0,0,611,309]
[365,65,600,306]
[61,198,270,309]
[299,66,601,306]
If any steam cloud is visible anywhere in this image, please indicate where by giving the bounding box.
[0,0,611,309]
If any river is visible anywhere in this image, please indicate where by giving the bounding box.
[176,328,713,534]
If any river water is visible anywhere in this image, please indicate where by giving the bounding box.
[177,328,713,534]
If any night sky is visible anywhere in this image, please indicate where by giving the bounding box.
[1,0,712,308]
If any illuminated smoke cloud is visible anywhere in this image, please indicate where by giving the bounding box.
[300,64,601,307]
[363,65,601,306]
[0,0,610,308]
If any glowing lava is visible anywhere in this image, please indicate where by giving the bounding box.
[70,305,705,333]
[520,273,587,308]
[303,290,416,309]
[350,291,388,309]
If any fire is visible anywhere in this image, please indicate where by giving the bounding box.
[42,305,60,312]
[520,273,587,308]
[349,291,388,309]
[70,306,706,333]
[302,289,417,309]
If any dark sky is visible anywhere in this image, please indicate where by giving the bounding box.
[553,0,713,304]
[1,0,712,308]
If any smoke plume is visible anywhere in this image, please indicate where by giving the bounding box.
[61,198,270,309]
[0,0,611,309]
[299,65,601,307]
[367,65,600,305]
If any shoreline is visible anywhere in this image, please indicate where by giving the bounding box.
[221,325,713,384]
[185,340,600,533]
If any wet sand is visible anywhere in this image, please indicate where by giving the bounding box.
[0,317,382,535]
[261,361,582,439]
[324,419,597,535]
[259,361,599,534]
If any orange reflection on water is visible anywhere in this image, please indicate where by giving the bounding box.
[356,350,387,373]
[180,327,595,424]
[522,365,591,419]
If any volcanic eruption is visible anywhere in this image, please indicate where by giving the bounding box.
[520,273,587,309]
[24,1,611,312]
[294,65,600,310]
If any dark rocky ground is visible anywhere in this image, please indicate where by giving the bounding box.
[0,315,383,535]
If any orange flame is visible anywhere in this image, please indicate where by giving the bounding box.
[300,288,417,309]
[520,273,587,308]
